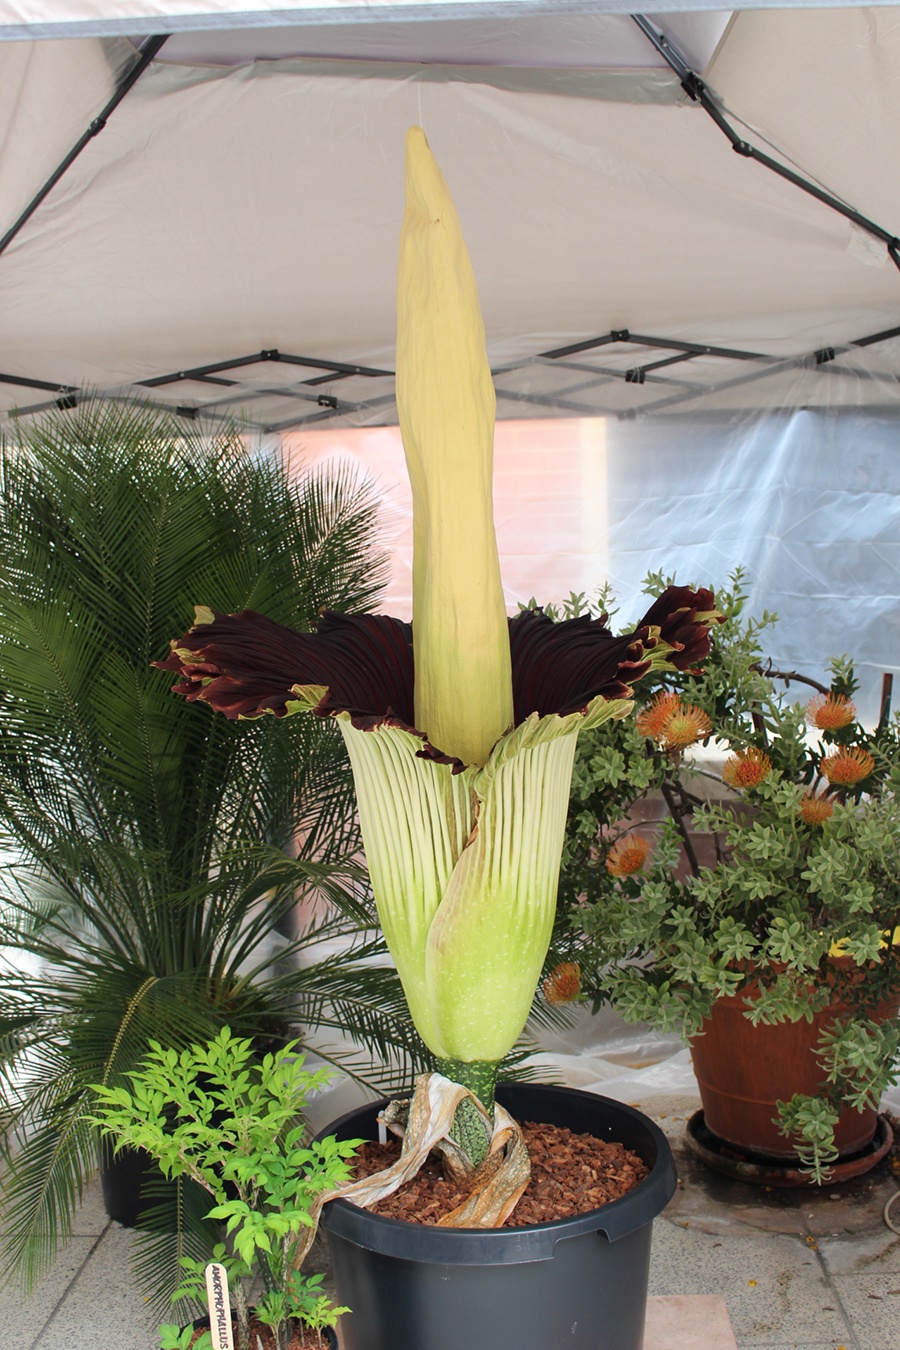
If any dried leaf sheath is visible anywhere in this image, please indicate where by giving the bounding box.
[312,1074,531,1231]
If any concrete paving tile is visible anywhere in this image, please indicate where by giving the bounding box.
[70,1178,111,1237]
[33,1222,158,1350]
[831,1269,900,1350]
[1,1170,109,1239]
[659,1137,900,1243]
[818,1229,900,1277]
[0,1236,96,1348]
[644,1294,738,1348]
[19,1189,900,1350]
[649,1216,853,1346]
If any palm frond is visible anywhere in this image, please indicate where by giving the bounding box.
[0,1086,97,1290]
[130,1174,222,1323]
[0,398,410,1297]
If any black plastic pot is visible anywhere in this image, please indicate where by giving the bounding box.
[318,1081,676,1350]
[100,1138,155,1227]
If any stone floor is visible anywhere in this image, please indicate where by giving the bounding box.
[643,1092,900,1350]
[6,1091,900,1350]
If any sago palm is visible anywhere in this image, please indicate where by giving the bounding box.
[0,399,421,1302]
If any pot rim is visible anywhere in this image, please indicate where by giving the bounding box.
[316,1082,676,1261]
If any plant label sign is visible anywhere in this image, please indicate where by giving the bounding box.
[205,1261,234,1350]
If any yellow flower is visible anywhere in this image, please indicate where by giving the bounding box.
[542,962,582,1004]
[806,693,856,730]
[722,746,772,790]
[829,928,900,958]
[820,746,875,787]
[606,834,650,877]
[798,793,834,826]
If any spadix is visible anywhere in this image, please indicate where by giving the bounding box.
[396,127,513,769]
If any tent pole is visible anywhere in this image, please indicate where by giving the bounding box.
[0,34,169,259]
[632,14,900,275]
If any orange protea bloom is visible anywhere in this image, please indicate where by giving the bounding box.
[799,793,834,826]
[820,746,875,786]
[606,833,650,877]
[635,691,682,740]
[806,693,856,730]
[722,746,772,790]
[661,702,712,750]
[542,962,582,1004]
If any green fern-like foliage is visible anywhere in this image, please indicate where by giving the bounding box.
[0,400,424,1300]
[545,569,900,1177]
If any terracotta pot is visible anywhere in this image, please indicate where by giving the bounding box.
[690,973,900,1159]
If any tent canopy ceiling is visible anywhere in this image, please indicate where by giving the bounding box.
[1,5,900,430]
[154,9,733,68]
[0,0,840,42]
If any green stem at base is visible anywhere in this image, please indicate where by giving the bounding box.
[436,1057,499,1112]
[437,1058,500,1168]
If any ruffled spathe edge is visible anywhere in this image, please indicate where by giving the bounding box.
[155,585,722,770]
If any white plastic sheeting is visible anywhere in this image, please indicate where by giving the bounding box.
[603,409,900,726]
[299,1008,900,1139]
[525,1007,900,1122]
[293,386,900,726]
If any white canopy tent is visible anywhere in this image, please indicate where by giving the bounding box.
[3,4,900,423]
[1,0,899,1116]
[0,2,897,715]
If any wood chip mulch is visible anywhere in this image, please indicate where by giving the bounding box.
[189,1318,332,1350]
[349,1120,649,1227]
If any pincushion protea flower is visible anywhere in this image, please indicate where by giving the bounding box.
[636,691,681,740]
[635,692,711,749]
[542,962,582,1004]
[799,792,834,826]
[158,128,721,1126]
[662,702,712,749]
[820,746,875,786]
[606,834,650,877]
[806,693,856,730]
[722,745,772,790]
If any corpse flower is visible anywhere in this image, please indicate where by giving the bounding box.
[158,127,720,1165]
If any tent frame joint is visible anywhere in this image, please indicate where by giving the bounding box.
[632,13,900,276]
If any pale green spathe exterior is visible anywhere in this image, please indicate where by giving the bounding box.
[338,695,631,1062]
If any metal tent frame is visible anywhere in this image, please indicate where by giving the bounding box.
[2,15,899,429]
